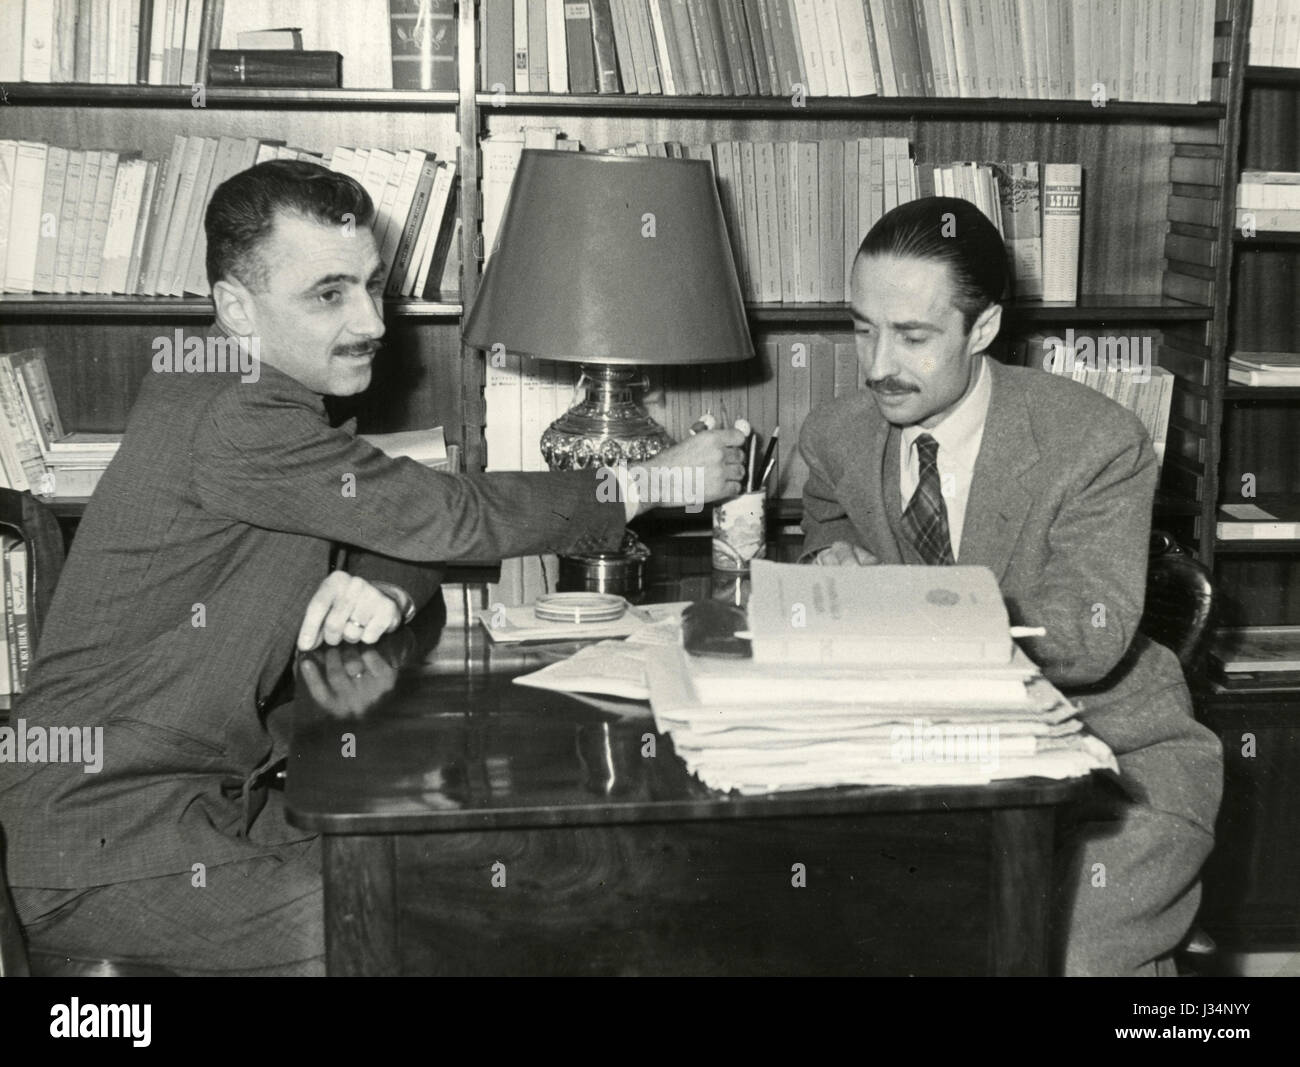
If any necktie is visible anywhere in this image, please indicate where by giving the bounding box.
[903,433,955,565]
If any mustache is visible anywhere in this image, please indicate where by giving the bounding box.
[334,342,380,358]
[867,377,919,394]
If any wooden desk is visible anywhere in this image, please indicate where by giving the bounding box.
[284,536,1084,976]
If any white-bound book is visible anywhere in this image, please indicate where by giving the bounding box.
[746,560,1014,668]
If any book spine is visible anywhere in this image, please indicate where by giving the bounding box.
[765,0,804,96]
[564,0,598,92]
[716,0,749,95]
[790,0,826,96]
[737,141,763,300]
[818,139,844,301]
[483,0,516,92]
[22,0,56,82]
[663,1,699,94]
[4,543,21,694]
[745,0,779,95]
[590,0,621,90]
[528,0,549,91]
[8,541,29,689]
[683,0,719,95]
[754,141,782,302]
[884,0,922,97]
[1041,162,1082,303]
[607,0,636,91]
[387,156,439,297]
[631,0,662,92]
[546,0,569,91]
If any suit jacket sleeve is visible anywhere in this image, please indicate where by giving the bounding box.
[1005,430,1156,689]
[192,385,627,564]
[798,414,866,562]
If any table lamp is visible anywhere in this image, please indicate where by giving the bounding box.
[463,149,753,591]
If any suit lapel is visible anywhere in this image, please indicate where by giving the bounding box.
[959,361,1039,581]
[832,413,904,564]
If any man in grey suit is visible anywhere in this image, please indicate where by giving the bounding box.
[799,197,1221,976]
[0,161,745,975]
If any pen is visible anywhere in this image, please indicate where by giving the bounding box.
[757,426,780,488]
[745,432,759,491]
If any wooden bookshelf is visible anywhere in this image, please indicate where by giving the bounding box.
[0,83,459,110]
[474,91,1226,122]
[0,295,462,320]
[747,295,1215,327]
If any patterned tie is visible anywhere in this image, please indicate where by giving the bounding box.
[903,433,955,565]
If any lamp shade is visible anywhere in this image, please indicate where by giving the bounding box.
[463,150,753,366]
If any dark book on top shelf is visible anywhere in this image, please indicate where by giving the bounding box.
[388,0,456,90]
[206,50,342,88]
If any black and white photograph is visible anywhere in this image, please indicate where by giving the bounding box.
[0,0,1293,1046]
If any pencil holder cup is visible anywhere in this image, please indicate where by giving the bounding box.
[712,490,767,572]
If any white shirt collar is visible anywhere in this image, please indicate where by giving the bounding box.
[901,354,992,468]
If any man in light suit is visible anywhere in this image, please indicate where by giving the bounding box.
[799,197,1221,976]
[0,161,745,975]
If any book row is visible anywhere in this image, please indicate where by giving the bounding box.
[1249,0,1300,68]
[1237,171,1300,232]
[3,0,222,86]
[0,137,461,299]
[483,128,1083,305]
[1024,331,1174,468]
[479,0,1217,102]
[2,0,452,92]
[0,347,118,501]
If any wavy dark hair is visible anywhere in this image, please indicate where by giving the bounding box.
[205,159,375,289]
[856,196,1009,332]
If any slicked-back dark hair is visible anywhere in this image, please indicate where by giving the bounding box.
[856,196,1009,332]
[205,159,375,289]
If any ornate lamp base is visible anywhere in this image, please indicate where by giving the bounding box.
[542,364,668,595]
[541,364,671,469]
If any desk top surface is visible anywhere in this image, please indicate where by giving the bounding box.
[284,534,1083,834]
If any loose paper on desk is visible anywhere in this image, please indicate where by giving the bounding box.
[746,560,1013,668]
[645,644,1117,794]
[512,607,688,700]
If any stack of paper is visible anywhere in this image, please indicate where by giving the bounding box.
[645,644,1115,795]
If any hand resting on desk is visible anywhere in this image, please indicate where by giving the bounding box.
[297,571,412,651]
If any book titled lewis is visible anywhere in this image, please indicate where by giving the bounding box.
[746,560,1013,668]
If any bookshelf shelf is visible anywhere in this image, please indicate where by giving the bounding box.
[1224,386,1300,400]
[0,295,462,320]
[0,83,459,110]
[1212,540,1300,556]
[1232,230,1300,246]
[474,92,1225,123]
[745,296,1212,326]
[1244,66,1300,86]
